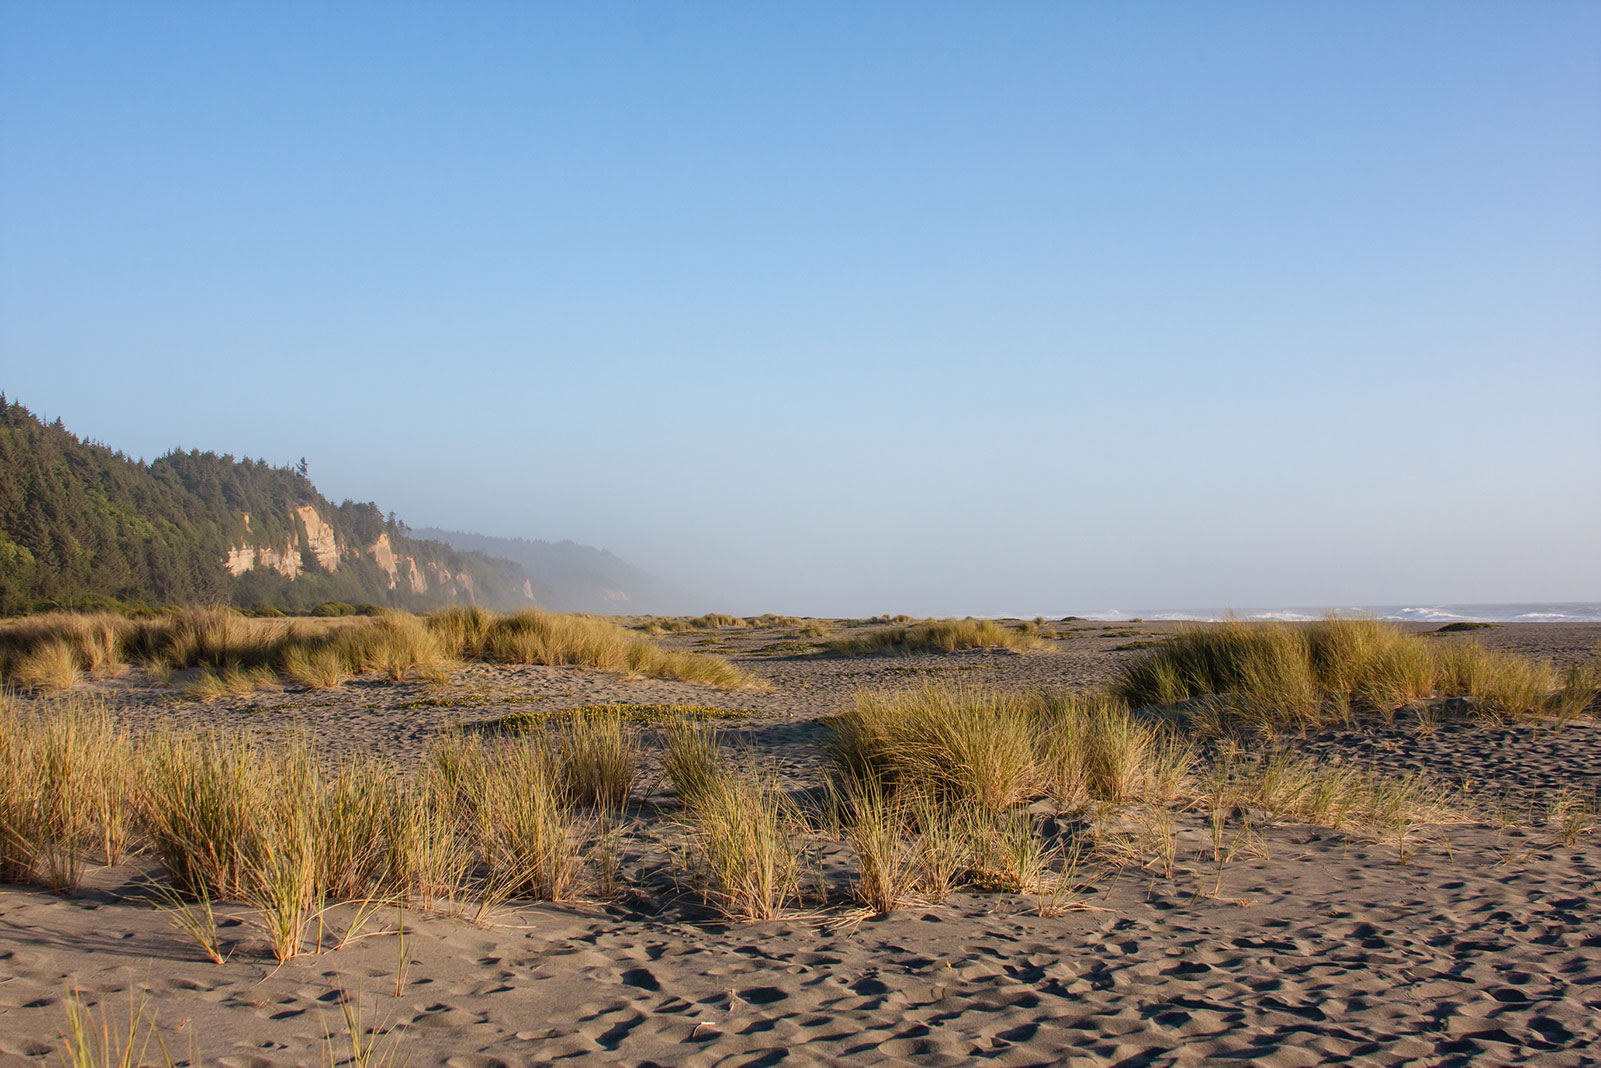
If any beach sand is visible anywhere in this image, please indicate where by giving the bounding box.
[2,619,1598,1065]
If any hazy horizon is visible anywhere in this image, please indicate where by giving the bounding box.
[4,3,1598,616]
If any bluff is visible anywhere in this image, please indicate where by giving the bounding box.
[0,396,534,614]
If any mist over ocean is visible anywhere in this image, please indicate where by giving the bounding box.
[1014,603,1601,624]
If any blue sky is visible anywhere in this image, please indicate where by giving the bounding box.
[3,2,1598,614]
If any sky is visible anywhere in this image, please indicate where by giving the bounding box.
[2,1,1598,616]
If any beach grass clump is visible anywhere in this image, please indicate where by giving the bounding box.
[9,638,83,692]
[682,761,804,920]
[2,607,761,692]
[137,730,256,898]
[841,781,917,914]
[138,732,396,951]
[481,609,761,688]
[425,604,497,659]
[385,778,475,913]
[280,643,352,689]
[182,665,279,701]
[467,736,588,902]
[1038,692,1193,808]
[0,695,135,891]
[1433,640,1556,720]
[0,612,135,686]
[1117,617,1568,730]
[822,618,1041,658]
[829,684,1041,814]
[131,608,293,671]
[317,756,397,901]
[328,611,449,682]
[54,985,175,1068]
[1208,749,1466,849]
[638,612,753,636]
[485,703,752,733]
[663,719,735,813]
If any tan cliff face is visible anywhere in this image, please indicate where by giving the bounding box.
[225,505,340,580]
[223,504,532,606]
[369,532,445,597]
[295,505,340,572]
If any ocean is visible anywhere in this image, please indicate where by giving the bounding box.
[1018,603,1601,624]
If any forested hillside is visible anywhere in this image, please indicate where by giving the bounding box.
[0,396,533,614]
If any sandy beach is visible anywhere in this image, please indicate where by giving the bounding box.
[2,618,1599,1065]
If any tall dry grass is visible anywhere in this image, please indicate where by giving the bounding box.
[683,764,804,920]
[823,618,1040,657]
[472,609,759,688]
[830,684,1042,813]
[0,695,134,891]
[0,605,759,693]
[1117,617,1565,730]
[830,683,1197,816]
[1037,692,1194,808]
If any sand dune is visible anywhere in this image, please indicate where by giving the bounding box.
[2,619,1598,1064]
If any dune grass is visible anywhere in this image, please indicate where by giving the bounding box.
[0,605,760,694]
[55,985,177,1068]
[0,665,1538,945]
[831,684,1043,813]
[464,609,760,688]
[663,719,735,813]
[0,694,134,891]
[681,761,805,921]
[1116,617,1572,732]
[821,618,1041,658]
[638,613,812,636]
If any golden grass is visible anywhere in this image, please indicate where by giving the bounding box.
[335,612,449,682]
[472,609,761,688]
[0,695,133,891]
[830,684,1042,814]
[822,618,1041,657]
[182,665,278,701]
[0,605,760,693]
[281,643,352,689]
[840,781,916,914]
[1117,617,1566,731]
[11,638,82,691]
[663,719,734,813]
[1038,692,1194,807]
[1205,748,1468,853]
[55,985,177,1068]
[683,762,804,921]
[551,711,639,809]
[0,671,1530,946]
